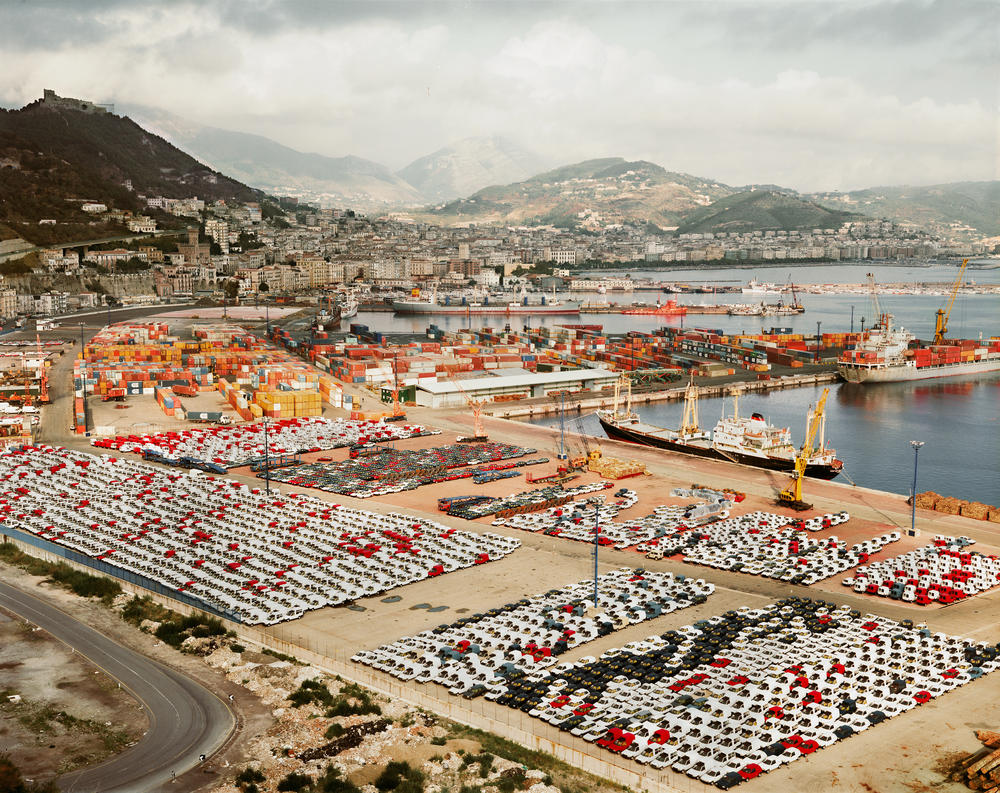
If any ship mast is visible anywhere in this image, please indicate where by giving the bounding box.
[680,376,700,436]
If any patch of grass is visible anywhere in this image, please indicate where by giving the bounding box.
[431,735,447,745]
[0,545,121,604]
[446,723,626,793]
[9,699,130,754]
[262,648,301,664]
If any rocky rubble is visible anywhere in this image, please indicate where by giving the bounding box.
[203,645,567,793]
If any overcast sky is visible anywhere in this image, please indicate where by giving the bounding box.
[1,0,997,191]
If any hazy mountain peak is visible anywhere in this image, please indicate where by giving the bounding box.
[397,136,546,203]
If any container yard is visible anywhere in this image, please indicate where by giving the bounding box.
[2,306,998,793]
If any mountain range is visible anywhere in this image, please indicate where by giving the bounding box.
[3,93,998,244]
[125,105,543,208]
[0,95,257,245]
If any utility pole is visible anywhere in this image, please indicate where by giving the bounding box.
[910,440,924,534]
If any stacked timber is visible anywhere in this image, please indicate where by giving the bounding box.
[588,455,647,480]
[954,731,1000,790]
[916,492,999,523]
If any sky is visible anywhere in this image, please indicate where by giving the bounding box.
[1,0,997,191]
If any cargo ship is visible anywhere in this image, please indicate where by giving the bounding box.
[837,315,1000,383]
[392,292,580,316]
[596,376,843,479]
[621,299,687,316]
[837,265,1000,383]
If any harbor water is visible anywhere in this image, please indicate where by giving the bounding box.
[522,376,1000,505]
[355,263,1000,504]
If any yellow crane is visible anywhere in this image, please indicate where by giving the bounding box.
[778,387,830,510]
[933,258,969,344]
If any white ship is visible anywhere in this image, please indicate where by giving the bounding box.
[597,378,843,478]
[741,278,784,296]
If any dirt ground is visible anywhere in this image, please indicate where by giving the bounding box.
[58,346,1000,793]
[0,565,276,793]
[0,605,146,781]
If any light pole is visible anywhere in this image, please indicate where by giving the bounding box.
[588,498,601,607]
[263,417,271,494]
[78,322,85,349]
[850,305,854,335]
[815,321,822,361]
[910,441,924,534]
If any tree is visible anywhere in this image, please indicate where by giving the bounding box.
[224,280,241,301]
[258,280,269,293]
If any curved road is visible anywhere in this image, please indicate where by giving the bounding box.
[0,581,234,793]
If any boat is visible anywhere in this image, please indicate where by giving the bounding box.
[621,299,687,316]
[728,303,765,316]
[393,287,580,315]
[339,294,358,321]
[596,376,843,479]
[742,278,784,296]
[837,268,1000,383]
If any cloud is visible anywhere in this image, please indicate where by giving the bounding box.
[0,1,995,191]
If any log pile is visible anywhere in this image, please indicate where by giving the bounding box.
[916,492,998,523]
[955,731,1000,790]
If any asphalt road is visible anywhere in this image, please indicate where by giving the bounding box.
[0,580,234,793]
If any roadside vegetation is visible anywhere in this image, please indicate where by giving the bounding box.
[0,544,121,604]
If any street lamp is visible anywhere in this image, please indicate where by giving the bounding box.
[909,441,924,534]
[587,497,601,606]
[263,417,271,494]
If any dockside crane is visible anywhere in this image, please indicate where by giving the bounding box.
[777,387,830,511]
[453,378,488,443]
[933,258,969,344]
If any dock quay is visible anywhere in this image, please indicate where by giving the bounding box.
[487,370,840,418]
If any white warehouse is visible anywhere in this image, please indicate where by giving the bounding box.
[415,368,618,409]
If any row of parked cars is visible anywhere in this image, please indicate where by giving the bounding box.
[0,445,520,624]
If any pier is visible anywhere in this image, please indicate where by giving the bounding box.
[487,370,840,418]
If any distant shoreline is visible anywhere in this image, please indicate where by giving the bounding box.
[577,258,968,275]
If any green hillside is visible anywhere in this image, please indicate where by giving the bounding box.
[675,190,860,234]
[810,182,1000,236]
[0,96,258,244]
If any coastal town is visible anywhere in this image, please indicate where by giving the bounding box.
[0,13,998,793]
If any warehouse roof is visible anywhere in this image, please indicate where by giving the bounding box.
[416,367,617,394]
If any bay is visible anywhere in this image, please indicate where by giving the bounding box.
[521,377,1000,505]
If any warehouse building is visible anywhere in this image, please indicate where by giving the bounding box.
[414,368,618,408]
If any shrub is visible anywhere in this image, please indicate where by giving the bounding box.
[289,679,334,709]
[315,765,361,793]
[431,736,447,745]
[277,772,313,792]
[235,766,266,790]
[374,761,424,793]
[230,643,245,654]
[324,722,346,739]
